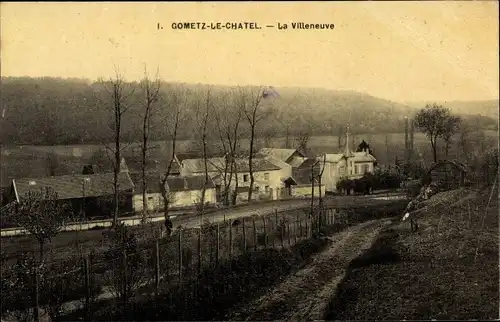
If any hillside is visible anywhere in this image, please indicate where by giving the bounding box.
[2,77,496,146]
[406,99,499,120]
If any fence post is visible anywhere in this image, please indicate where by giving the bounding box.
[262,216,267,248]
[294,220,298,245]
[178,230,183,292]
[299,219,303,239]
[252,217,257,250]
[280,221,284,248]
[34,266,40,322]
[287,221,291,246]
[197,228,202,277]
[270,218,275,249]
[216,224,220,266]
[242,218,247,252]
[122,249,128,305]
[155,240,160,294]
[84,255,91,318]
[229,223,233,260]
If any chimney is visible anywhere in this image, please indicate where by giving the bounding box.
[345,125,350,156]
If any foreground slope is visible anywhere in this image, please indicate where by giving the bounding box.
[328,186,499,320]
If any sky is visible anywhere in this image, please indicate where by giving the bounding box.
[1,1,498,103]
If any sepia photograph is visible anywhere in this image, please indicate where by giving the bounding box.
[0,1,498,321]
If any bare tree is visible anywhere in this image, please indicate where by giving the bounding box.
[98,70,135,227]
[192,87,212,220]
[139,66,161,223]
[294,127,312,156]
[240,86,276,202]
[213,90,244,205]
[13,188,71,262]
[159,85,187,232]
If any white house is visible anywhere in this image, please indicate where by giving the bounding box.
[316,128,377,193]
[130,172,217,212]
[181,156,284,201]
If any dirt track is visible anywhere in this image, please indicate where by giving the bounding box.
[225,218,392,321]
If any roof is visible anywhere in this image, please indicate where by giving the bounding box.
[428,160,467,173]
[234,158,282,172]
[125,156,181,174]
[349,152,377,163]
[13,172,135,202]
[129,171,163,193]
[165,176,215,192]
[297,157,319,169]
[183,157,282,174]
[261,157,292,171]
[182,157,226,174]
[322,153,346,163]
[257,148,304,163]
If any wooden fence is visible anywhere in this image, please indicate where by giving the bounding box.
[1,206,345,321]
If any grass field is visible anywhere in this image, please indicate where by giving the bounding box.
[2,130,497,186]
[326,185,499,320]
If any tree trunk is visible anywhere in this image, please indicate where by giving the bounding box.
[431,138,438,163]
[113,84,121,228]
[248,125,255,202]
[141,119,148,221]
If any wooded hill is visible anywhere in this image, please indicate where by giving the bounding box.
[1,77,497,146]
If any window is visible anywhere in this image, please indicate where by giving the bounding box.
[354,165,359,174]
[147,197,154,202]
[264,173,270,180]
[362,164,370,174]
[243,174,249,182]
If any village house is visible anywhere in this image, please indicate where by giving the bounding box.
[288,157,325,198]
[257,148,306,167]
[129,172,217,212]
[316,129,377,194]
[181,156,283,202]
[6,172,135,219]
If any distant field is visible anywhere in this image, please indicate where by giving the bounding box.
[1,131,497,186]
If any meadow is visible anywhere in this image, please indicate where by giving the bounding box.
[2,130,497,187]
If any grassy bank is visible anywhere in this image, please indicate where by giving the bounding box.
[327,186,499,320]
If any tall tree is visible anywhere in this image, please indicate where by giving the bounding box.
[192,87,212,219]
[442,115,461,158]
[99,70,135,227]
[139,66,161,222]
[213,90,244,205]
[241,86,277,202]
[414,103,456,163]
[159,85,187,229]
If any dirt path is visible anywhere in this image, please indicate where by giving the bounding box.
[226,218,392,321]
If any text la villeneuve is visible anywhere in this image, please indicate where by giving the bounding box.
[165,22,335,30]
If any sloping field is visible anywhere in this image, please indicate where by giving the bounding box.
[327,186,499,320]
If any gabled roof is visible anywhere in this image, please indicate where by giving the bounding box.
[428,159,467,173]
[125,156,181,174]
[322,153,346,163]
[259,156,291,171]
[182,157,227,174]
[234,158,282,172]
[257,148,304,163]
[349,152,377,163]
[183,157,281,174]
[12,172,135,202]
[129,172,216,193]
